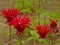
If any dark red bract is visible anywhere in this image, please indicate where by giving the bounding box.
[11,15,31,35]
[35,24,50,38]
[2,8,19,25]
[49,18,59,33]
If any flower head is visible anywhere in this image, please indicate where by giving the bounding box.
[49,18,59,33]
[35,24,50,38]
[2,8,19,25]
[49,18,57,28]
[11,15,31,35]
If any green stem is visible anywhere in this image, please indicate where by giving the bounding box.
[52,40,54,45]
[9,26,12,45]
[33,39,35,45]
[38,14,40,24]
[38,0,40,24]
[19,35,22,45]
[51,33,57,45]
[44,15,46,25]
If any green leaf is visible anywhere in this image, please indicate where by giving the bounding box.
[56,43,60,45]
[15,0,33,11]
[16,40,25,44]
[26,37,33,42]
[30,30,39,40]
[38,39,50,45]
[25,28,30,36]
[16,40,20,45]
[55,38,60,45]
[3,31,9,36]
[0,43,3,45]
[36,8,46,13]
[56,3,60,8]
[21,8,30,13]
[38,39,49,42]
[24,1,33,8]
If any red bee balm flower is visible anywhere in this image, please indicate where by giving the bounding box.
[49,18,59,33]
[35,24,50,38]
[11,15,31,35]
[2,8,19,25]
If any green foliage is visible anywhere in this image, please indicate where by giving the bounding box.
[36,8,46,13]
[56,2,60,8]
[20,8,31,13]
[56,43,60,45]
[0,43,3,45]
[16,40,25,44]
[25,28,30,36]
[30,30,39,40]
[3,31,9,36]
[55,38,60,45]
[15,0,33,13]
[16,40,20,45]
[38,39,50,45]
[26,37,33,42]
[3,0,60,45]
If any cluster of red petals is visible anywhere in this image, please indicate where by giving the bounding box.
[2,8,19,25]
[11,15,31,35]
[35,24,50,38]
[2,8,31,35]
[49,18,59,33]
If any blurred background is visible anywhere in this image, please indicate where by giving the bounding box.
[0,0,60,45]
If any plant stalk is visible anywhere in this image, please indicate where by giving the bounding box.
[9,26,12,45]
[44,15,46,25]
[33,39,36,45]
[19,34,22,45]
